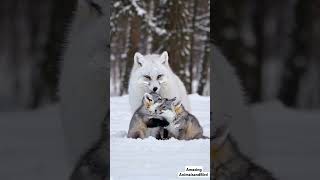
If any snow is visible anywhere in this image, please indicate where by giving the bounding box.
[251,100,320,179]
[0,105,69,180]
[110,94,210,180]
[131,0,146,16]
[127,0,167,35]
[1,98,320,179]
[113,2,120,8]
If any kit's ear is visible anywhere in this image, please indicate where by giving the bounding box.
[143,93,153,103]
[212,123,230,149]
[160,51,169,65]
[173,100,182,113]
[134,52,145,67]
[174,100,182,108]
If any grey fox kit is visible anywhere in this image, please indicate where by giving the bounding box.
[70,112,108,180]
[127,92,169,139]
[213,125,277,180]
[156,97,208,140]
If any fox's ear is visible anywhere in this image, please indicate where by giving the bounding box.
[174,100,182,108]
[134,52,144,67]
[173,100,182,113]
[143,93,153,102]
[160,51,169,65]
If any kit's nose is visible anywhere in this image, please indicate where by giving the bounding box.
[153,87,158,92]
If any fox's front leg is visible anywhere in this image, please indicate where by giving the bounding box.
[70,140,107,180]
[127,130,145,139]
[145,117,169,128]
[157,128,169,140]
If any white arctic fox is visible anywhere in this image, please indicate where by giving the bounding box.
[128,51,191,113]
[59,0,108,178]
[212,44,257,158]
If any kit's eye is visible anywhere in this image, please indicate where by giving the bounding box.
[157,74,163,79]
[144,75,151,80]
[146,96,152,102]
[158,98,162,101]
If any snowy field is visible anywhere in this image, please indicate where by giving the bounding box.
[1,99,320,179]
[110,94,211,180]
[0,105,69,180]
[251,101,320,180]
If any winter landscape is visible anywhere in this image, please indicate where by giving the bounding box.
[1,98,320,179]
[0,0,320,179]
[110,94,210,179]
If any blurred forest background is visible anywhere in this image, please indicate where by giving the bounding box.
[3,0,319,110]
[110,0,210,96]
[212,0,320,109]
[0,0,77,111]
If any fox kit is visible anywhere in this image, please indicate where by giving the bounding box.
[156,97,207,140]
[212,125,276,180]
[128,51,191,113]
[70,112,108,180]
[59,0,108,179]
[127,92,169,139]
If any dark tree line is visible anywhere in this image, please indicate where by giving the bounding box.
[0,0,211,110]
[111,0,210,96]
[212,0,320,109]
[0,0,76,110]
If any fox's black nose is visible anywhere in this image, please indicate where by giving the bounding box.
[153,87,158,92]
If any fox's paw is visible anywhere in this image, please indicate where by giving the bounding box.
[147,118,169,127]
[128,131,144,139]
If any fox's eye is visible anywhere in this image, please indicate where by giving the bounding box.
[157,74,163,79]
[144,75,151,80]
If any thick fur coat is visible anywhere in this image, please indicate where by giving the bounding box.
[59,0,108,178]
[128,52,191,113]
[211,44,257,158]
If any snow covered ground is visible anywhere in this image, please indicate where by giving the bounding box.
[0,105,69,180]
[252,101,320,180]
[110,94,211,180]
[1,97,320,179]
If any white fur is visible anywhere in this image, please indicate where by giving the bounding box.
[166,124,180,137]
[212,44,256,158]
[129,52,191,113]
[59,0,108,174]
[160,109,180,137]
[143,93,161,113]
[160,110,176,123]
[148,102,161,113]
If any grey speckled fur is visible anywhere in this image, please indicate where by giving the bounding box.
[127,92,168,139]
[156,98,207,140]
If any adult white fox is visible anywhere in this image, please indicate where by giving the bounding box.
[59,0,108,179]
[128,51,191,113]
[212,44,257,159]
